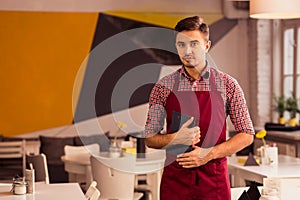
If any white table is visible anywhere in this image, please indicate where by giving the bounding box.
[228,154,300,187]
[61,151,165,200]
[0,183,85,200]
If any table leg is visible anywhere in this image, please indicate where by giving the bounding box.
[231,174,246,187]
[147,169,163,200]
[85,166,93,190]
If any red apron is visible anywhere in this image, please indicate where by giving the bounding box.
[160,70,230,200]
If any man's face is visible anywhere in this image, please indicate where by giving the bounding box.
[175,30,211,68]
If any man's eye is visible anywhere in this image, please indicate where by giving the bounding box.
[191,41,199,47]
[177,43,185,48]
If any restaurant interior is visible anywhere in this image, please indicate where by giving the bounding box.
[1,0,300,199]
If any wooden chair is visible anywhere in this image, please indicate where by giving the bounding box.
[0,140,26,178]
[90,155,144,200]
[26,153,49,184]
[85,181,101,200]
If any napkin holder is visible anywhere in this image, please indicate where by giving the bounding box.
[244,153,259,166]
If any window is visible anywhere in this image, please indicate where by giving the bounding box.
[297,27,300,97]
[283,20,300,98]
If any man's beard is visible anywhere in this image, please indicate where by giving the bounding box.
[184,65,196,68]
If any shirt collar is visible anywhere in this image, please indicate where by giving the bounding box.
[179,62,210,81]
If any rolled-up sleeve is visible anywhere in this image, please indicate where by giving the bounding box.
[144,83,170,137]
[226,78,255,135]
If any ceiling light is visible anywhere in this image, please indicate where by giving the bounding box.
[250,0,300,19]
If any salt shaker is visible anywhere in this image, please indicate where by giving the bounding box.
[12,178,27,195]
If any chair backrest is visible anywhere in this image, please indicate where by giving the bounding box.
[90,155,137,200]
[26,153,49,184]
[85,181,101,200]
[64,143,100,156]
[0,140,26,176]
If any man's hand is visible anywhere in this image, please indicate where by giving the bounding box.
[176,146,213,168]
[171,117,201,146]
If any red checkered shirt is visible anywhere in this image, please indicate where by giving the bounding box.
[144,65,255,136]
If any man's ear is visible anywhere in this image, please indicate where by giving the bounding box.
[205,40,211,52]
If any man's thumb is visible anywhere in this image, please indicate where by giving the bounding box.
[182,117,194,128]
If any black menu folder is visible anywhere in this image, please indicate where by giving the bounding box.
[167,111,198,155]
[171,111,197,133]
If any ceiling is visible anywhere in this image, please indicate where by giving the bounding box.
[0,0,223,13]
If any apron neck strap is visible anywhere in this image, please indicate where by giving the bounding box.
[173,68,219,92]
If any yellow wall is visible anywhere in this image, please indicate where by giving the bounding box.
[0,11,223,137]
[0,11,98,136]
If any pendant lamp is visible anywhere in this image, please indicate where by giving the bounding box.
[250,0,300,19]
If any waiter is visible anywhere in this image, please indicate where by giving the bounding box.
[144,16,254,200]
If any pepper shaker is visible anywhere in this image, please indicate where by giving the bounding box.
[25,167,35,193]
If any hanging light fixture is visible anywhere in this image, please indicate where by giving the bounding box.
[250,0,300,19]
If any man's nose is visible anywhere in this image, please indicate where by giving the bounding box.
[184,45,192,54]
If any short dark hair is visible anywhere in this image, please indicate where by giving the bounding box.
[175,16,209,41]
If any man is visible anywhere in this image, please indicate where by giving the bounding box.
[144,16,254,200]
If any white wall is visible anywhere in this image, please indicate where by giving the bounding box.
[209,19,251,131]
[210,20,250,101]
